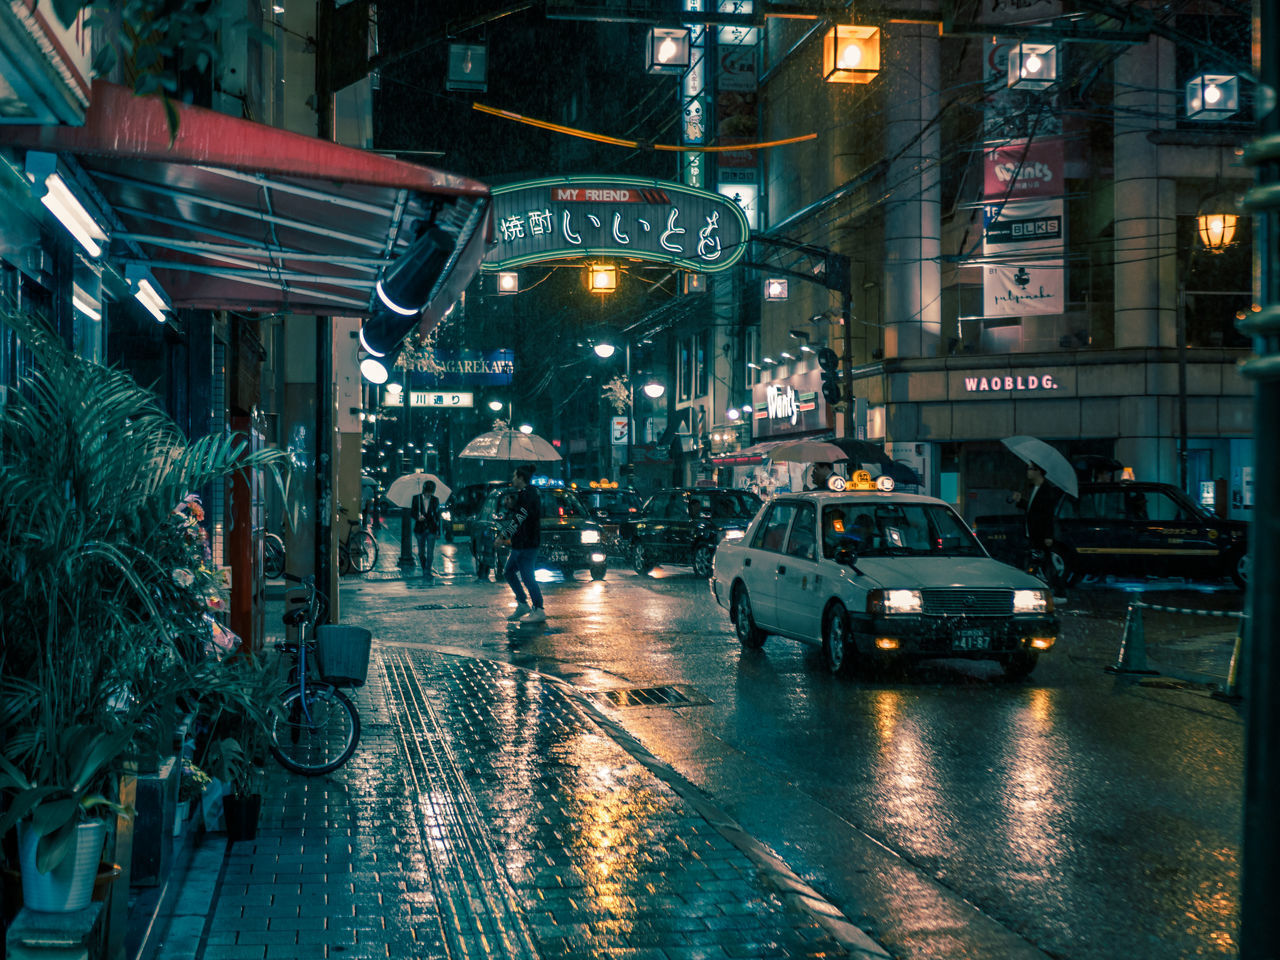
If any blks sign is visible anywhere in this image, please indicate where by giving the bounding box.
[480,176,750,273]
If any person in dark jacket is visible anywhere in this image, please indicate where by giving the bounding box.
[1012,462,1065,598]
[500,465,545,622]
[411,480,440,579]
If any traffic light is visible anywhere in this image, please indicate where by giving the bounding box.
[818,347,842,404]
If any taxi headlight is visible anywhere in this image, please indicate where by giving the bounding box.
[1013,589,1049,614]
[869,589,922,614]
[722,529,745,542]
[440,509,452,521]
[580,529,601,544]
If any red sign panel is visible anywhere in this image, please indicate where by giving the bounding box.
[983,138,1064,200]
[551,186,670,203]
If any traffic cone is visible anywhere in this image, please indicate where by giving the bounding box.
[1106,603,1159,676]
[1211,628,1245,702]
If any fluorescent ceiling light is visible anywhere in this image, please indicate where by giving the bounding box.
[134,278,169,323]
[39,173,106,258]
[72,286,101,321]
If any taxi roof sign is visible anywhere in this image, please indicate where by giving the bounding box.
[835,470,894,492]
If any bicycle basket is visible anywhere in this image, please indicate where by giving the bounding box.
[314,625,372,687]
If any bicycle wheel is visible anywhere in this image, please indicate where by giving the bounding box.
[268,682,360,775]
[352,530,378,573]
[263,533,285,580]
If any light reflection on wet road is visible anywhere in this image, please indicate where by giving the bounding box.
[346,542,1244,960]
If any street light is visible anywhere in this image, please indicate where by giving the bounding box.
[518,423,533,434]
[488,399,504,412]
[642,380,665,399]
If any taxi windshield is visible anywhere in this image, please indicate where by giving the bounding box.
[822,502,985,559]
[541,488,586,518]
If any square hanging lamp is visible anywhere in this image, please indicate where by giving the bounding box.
[446,43,487,92]
[1007,42,1058,90]
[822,24,880,84]
[1185,73,1239,120]
[647,27,691,75]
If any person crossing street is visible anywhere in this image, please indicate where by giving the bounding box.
[500,465,545,622]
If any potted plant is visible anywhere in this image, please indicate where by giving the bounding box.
[197,655,278,844]
[0,305,290,908]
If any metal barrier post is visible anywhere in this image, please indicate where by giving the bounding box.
[1212,631,1246,703]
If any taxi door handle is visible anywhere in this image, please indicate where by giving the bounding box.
[777,564,787,575]
[744,557,751,567]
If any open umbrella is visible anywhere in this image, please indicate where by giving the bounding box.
[828,438,923,487]
[385,472,452,508]
[458,429,562,462]
[767,440,846,463]
[1001,436,1078,498]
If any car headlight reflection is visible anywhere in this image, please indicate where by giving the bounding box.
[1013,589,1049,613]
[580,529,601,544]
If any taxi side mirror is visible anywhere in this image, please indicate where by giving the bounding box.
[834,546,856,566]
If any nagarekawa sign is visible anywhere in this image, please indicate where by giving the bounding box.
[479,175,750,273]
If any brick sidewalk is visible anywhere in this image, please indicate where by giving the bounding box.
[162,642,888,960]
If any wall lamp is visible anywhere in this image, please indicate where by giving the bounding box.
[764,278,789,300]
[26,152,106,259]
[593,342,617,359]
[646,27,691,75]
[497,271,519,294]
[376,225,454,316]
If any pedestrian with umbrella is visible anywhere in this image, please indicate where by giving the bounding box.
[498,464,546,623]
[411,480,442,579]
[1003,436,1076,602]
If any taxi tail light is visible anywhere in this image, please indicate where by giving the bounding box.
[875,637,900,650]
[590,552,606,563]
[1027,636,1056,650]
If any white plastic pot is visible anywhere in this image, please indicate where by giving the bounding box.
[18,819,106,913]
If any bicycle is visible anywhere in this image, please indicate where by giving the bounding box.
[263,531,285,580]
[268,574,361,775]
[337,504,378,575]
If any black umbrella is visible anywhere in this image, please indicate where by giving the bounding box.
[829,438,923,487]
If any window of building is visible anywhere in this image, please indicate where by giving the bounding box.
[678,337,692,401]
[695,329,710,397]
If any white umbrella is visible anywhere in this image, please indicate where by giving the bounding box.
[1001,436,1078,499]
[385,472,452,508]
[767,440,846,463]
[458,429,562,462]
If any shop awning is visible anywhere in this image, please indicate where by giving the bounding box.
[708,438,809,466]
[0,81,490,318]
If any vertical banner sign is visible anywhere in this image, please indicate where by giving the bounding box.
[983,138,1064,199]
[611,417,629,445]
[715,0,760,231]
[982,197,1064,256]
[682,0,707,189]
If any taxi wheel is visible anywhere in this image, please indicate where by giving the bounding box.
[1230,550,1249,590]
[732,585,766,649]
[1050,546,1081,587]
[692,543,715,578]
[631,542,653,575]
[822,606,856,677]
[1002,649,1039,680]
[590,563,607,581]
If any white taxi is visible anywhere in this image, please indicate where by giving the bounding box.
[710,472,1058,678]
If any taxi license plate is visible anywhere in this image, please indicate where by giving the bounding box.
[546,548,569,563]
[953,627,989,651]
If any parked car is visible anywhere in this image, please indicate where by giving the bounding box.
[973,481,1248,589]
[577,486,645,523]
[711,487,1058,678]
[470,484,608,580]
[442,481,503,543]
[623,488,762,578]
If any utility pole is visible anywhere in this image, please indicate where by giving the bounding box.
[1240,0,1279,955]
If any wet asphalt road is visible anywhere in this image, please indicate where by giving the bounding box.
[342,538,1246,960]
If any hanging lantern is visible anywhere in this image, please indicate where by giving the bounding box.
[822,25,880,84]
[1185,73,1239,120]
[446,44,487,92]
[763,278,789,300]
[646,27,691,75]
[587,263,617,293]
[1007,42,1058,90]
[1197,213,1238,251]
